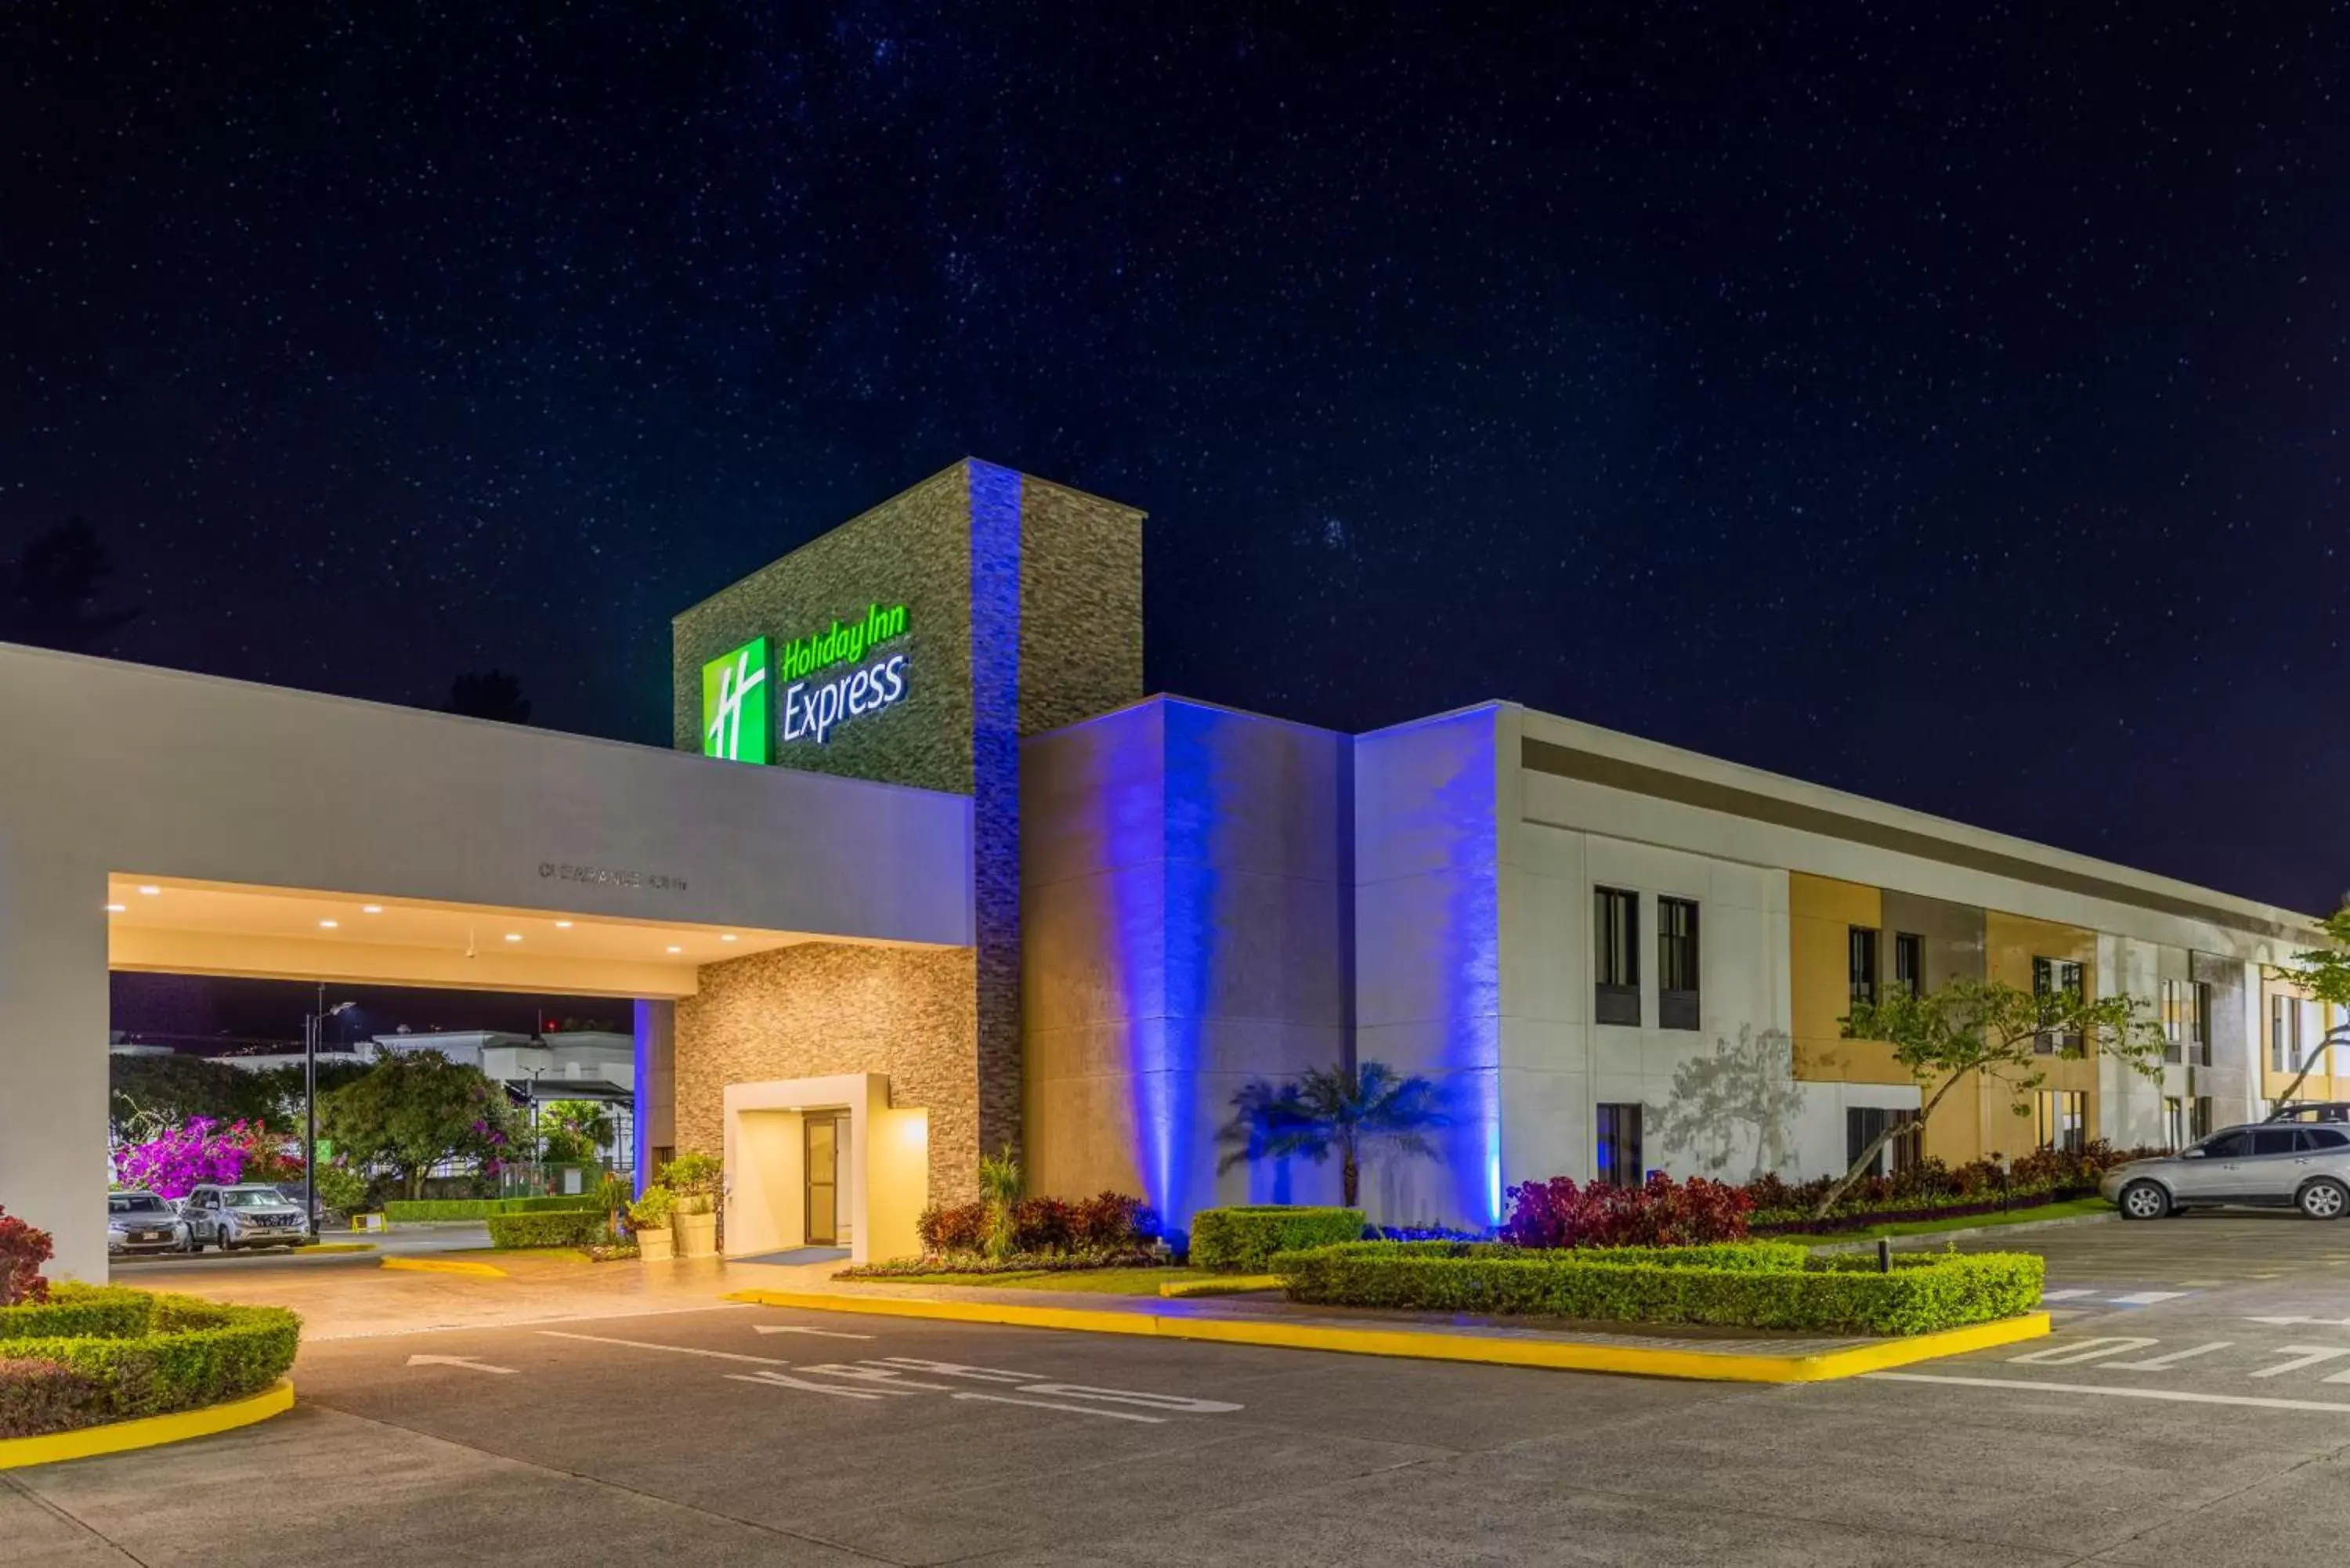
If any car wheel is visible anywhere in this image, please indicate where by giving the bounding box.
[2117,1180,2171,1221]
[2298,1180,2348,1220]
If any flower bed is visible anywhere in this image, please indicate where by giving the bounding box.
[0,1285,300,1437]
[1271,1240,2042,1336]
[1743,1141,2160,1229]
[837,1248,1163,1280]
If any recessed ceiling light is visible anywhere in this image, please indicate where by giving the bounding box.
[666,945,683,955]
[719,934,738,943]
[554,919,573,929]
[319,919,339,929]
[504,933,522,943]
[103,903,126,913]
[136,885,161,896]
[361,905,384,915]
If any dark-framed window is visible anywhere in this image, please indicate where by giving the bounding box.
[1848,927,1879,1007]
[1596,1102,1644,1189]
[2033,957,2084,1054]
[2160,978,2187,1065]
[2164,1096,2186,1152]
[2272,993,2305,1074]
[2190,1097,2214,1140]
[1892,932,1924,999]
[2193,981,2213,1068]
[1658,897,1699,1031]
[1846,1106,1922,1176]
[2035,1089,2087,1153]
[1594,887,1640,1026]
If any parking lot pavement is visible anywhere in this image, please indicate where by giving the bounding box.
[12,1212,2350,1567]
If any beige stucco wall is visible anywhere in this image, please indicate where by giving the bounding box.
[674,941,980,1205]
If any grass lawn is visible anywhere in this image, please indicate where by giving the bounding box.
[841,1266,1224,1294]
[1770,1196,2112,1248]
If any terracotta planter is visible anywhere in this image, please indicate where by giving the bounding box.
[675,1209,718,1259]
[635,1227,674,1262]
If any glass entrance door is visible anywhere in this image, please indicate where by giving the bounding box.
[804,1115,841,1245]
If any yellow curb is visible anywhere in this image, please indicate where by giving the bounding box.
[0,1379,295,1470]
[723,1289,2051,1383]
[293,1243,377,1256]
[1159,1275,1285,1298]
[380,1256,507,1278]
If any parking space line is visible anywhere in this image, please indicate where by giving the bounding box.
[2249,1346,2350,1379]
[1866,1372,2350,1414]
[949,1392,1165,1423]
[2008,1336,2158,1365]
[2105,1341,2232,1371]
[2040,1289,2099,1301]
[2109,1292,2187,1306]
[537,1331,788,1366]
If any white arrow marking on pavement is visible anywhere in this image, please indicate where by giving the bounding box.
[537,1331,786,1366]
[2040,1288,2099,1301]
[754,1324,876,1340]
[405,1354,518,1375]
[2008,1336,2160,1366]
[727,1371,888,1401]
[2247,1316,2350,1328]
[2250,1346,2350,1379]
[2107,1342,2233,1371]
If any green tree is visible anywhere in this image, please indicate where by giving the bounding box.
[1829,977,2166,1219]
[2276,906,2350,1108]
[538,1099,615,1165]
[317,1050,520,1200]
[108,1054,280,1133]
[1215,1060,1448,1209]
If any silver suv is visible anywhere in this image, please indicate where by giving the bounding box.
[181,1183,309,1251]
[2101,1123,2350,1221]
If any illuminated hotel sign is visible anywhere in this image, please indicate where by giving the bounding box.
[700,637,770,764]
[780,602,909,744]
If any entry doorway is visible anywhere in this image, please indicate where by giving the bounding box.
[804,1113,849,1246]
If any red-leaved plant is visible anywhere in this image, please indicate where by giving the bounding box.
[1501,1172,1752,1249]
[0,1206,55,1306]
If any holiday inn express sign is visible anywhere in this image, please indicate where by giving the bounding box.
[700,602,910,762]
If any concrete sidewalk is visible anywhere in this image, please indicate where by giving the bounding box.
[721,1276,2049,1382]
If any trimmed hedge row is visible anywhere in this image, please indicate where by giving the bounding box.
[0,1284,154,1343]
[0,1287,300,1435]
[486,1209,609,1249]
[1271,1241,2043,1336]
[384,1197,602,1222]
[1191,1205,1365,1272]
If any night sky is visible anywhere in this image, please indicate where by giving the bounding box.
[7,5,2348,916]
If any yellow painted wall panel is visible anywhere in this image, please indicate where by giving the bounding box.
[1788,873,1907,1084]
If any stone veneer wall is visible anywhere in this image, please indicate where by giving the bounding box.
[670,462,975,793]
[673,942,981,1205]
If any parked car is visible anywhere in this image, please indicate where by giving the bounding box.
[106,1190,189,1255]
[273,1183,331,1230]
[180,1183,310,1251]
[2101,1123,2350,1220]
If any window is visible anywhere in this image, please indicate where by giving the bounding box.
[1848,927,1879,1006]
[2301,1127,2350,1151]
[1594,887,1640,1026]
[2164,1096,2186,1152]
[2251,1127,2300,1158]
[2272,994,2304,1074]
[1846,1106,1922,1176]
[2033,958,2084,1054]
[2190,1097,2214,1141]
[2198,1129,2251,1159]
[2160,979,2186,1065]
[2034,1089,2087,1154]
[1596,1102,1643,1188]
[1658,897,1699,1031]
[1892,933,1924,998]
[2192,980,2213,1067]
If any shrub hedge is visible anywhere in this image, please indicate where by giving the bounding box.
[384,1197,603,1222]
[0,1286,299,1434]
[1271,1240,2042,1336]
[486,1209,609,1249]
[1190,1205,1365,1272]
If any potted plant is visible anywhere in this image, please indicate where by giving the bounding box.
[628,1185,677,1262]
[658,1152,724,1259]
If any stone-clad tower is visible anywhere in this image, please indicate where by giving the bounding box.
[670,459,1144,1198]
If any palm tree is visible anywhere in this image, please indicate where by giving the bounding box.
[1215,1061,1447,1207]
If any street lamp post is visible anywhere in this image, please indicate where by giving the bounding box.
[306,992,356,1240]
